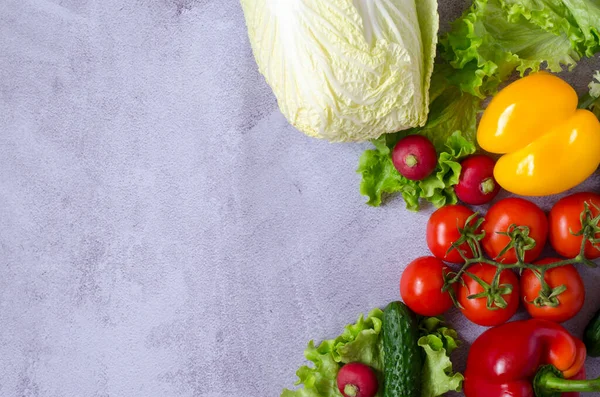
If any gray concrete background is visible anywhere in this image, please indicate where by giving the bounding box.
[1,1,599,396]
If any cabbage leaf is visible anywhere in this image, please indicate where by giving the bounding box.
[241,0,439,142]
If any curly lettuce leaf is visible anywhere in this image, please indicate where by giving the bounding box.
[357,143,416,209]
[358,131,475,210]
[418,317,464,397]
[419,337,464,397]
[498,0,600,57]
[281,309,384,397]
[563,0,600,56]
[443,0,600,96]
[442,0,579,97]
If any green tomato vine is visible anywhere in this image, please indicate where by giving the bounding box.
[443,202,600,311]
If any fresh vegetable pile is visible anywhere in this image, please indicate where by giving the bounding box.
[240,0,600,396]
[281,304,463,397]
[282,193,600,397]
[358,0,600,210]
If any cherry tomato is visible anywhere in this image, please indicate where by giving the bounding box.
[549,192,600,259]
[427,205,479,264]
[400,256,455,316]
[458,263,520,326]
[482,198,548,263]
[521,258,585,323]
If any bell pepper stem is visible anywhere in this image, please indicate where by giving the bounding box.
[544,377,600,392]
[536,366,600,395]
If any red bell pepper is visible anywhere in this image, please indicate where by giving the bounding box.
[464,319,600,397]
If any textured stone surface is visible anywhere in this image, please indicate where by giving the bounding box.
[1,1,599,396]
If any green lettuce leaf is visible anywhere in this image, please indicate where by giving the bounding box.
[357,143,413,209]
[418,317,464,397]
[562,0,600,56]
[281,309,384,397]
[358,131,475,210]
[499,0,600,57]
[443,0,579,97]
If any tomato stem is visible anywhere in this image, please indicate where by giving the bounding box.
[444,205,600,309]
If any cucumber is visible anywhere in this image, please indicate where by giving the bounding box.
[382,301,422,397]
[584,309,600,357]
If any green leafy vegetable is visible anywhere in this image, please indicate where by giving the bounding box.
[359,0,600,208]
[443,0,580,97]
[357,141,415,209]
[282,310,463,397]
[241,0,440,142]
[418,317,464,397]
[358,131,476,210]
[281,309,384,397]
[499,0,600,57]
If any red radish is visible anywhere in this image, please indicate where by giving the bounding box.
[336,363,378,397]
[455,154,500,205]
[391,135,437,180]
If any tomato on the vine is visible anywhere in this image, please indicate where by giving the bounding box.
[427,205,479,263]
[458,263,520,326]
[521,258,585,323]
[482,198,548,263]
[549,192,600,259]
[400,256,455,316]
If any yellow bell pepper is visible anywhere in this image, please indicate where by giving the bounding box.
[477,72,600,196]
